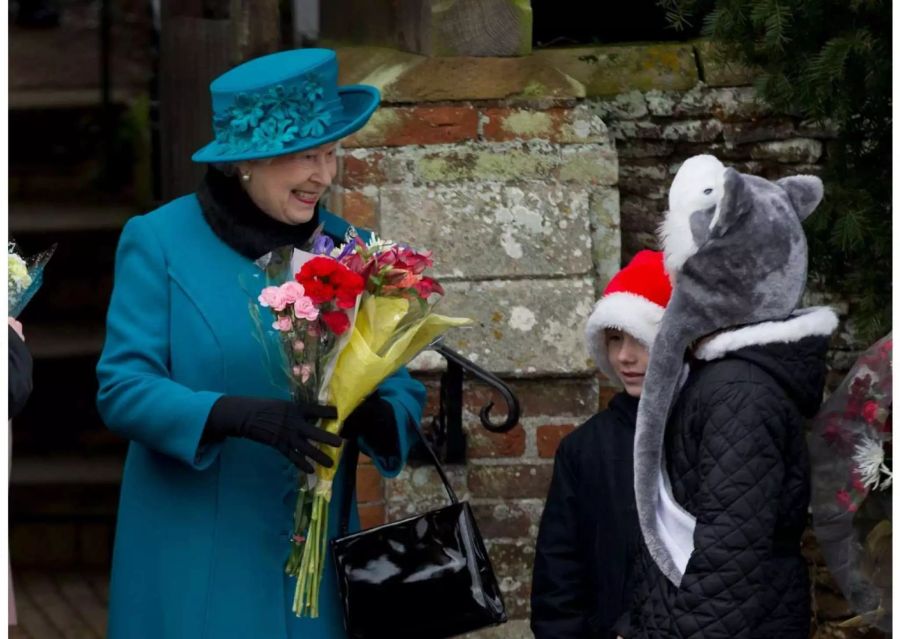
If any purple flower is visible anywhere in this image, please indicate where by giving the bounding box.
[312,235,335,256]
[336,240,357,261]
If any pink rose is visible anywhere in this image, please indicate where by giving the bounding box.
[259,286,288,312]
[272,316,293,332]
[280,281,306,304]
[292,340,305,353]
[293,296,320,321]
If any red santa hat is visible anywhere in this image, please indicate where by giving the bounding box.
[584,250,673,382]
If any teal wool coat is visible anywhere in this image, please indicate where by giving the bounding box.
[97,195,426,638]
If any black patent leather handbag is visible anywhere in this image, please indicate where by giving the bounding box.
[331,436,507,639]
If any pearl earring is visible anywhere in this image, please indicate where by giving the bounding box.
[240,172,251,183]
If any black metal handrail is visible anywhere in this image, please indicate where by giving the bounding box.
[414,342,521,464]
[432,344,520,433]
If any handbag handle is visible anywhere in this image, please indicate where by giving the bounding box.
[339,427,459,537]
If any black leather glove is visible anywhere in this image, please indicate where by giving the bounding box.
[341,392,399,460]
[203,396,342,473]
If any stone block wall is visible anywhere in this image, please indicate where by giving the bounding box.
[332,41,874,638]
[595,83,834,260]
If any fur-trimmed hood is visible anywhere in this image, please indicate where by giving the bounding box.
[700,310,835,417]
[634,156,834,586]
[694,306,838,362]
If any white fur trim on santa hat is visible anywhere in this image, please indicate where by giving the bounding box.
[694,306,839,361]
[585,292,666,382]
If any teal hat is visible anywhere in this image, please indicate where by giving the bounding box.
[192,48,379,163]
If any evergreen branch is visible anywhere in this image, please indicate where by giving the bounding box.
[659,0,892,341]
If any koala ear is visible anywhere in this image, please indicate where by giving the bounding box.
[777,175,824,221]
[710,168,749,237]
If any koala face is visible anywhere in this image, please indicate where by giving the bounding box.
[660,155,726,279]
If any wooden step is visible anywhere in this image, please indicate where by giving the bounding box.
[10,569,109,639]
[11,455,123,486]
[25,323,106,359]
[9,87,142,111]
[10,202,134,234]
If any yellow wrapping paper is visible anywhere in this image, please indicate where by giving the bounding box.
[314,295,472,495]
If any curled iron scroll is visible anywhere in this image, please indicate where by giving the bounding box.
[432,343,520,433]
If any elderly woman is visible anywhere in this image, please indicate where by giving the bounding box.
[96,49,425,638]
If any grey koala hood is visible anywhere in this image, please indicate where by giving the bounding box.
[635,155,838,585]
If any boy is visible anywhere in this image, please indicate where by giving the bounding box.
[531,250,672,639]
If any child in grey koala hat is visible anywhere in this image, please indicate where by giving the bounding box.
[618,155,839,638]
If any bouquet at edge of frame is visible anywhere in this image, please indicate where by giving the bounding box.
[248,229,472,618]
[809,333,892,632]
[8,239,56,317]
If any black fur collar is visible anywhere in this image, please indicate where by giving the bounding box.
[197,167,321,261]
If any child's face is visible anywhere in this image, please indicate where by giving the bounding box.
[606,329,650,397]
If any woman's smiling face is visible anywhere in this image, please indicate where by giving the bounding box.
[237,142,338,224]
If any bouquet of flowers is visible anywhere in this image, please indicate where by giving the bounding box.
[8,240,56,317]
[248,229,471,618]
[810,333,892,631]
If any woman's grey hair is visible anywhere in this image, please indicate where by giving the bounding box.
[212,145,338,178]
[212,158,275,177]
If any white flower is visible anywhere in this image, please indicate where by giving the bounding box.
[364,232,394,252]
[853,435,892,491]
[8,253,31,295]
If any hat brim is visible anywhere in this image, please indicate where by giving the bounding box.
[191,84,380,163]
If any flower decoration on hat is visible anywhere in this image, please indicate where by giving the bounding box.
[213,74,332,155]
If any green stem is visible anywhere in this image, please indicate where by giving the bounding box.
[313,500,330,617]
[290,491,334,618]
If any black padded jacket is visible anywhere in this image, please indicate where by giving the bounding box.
[623,335,828,638]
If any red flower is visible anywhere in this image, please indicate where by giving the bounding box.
[297,257,339,303]
[296,256,364,308]
[321,310,351,335]
[835,489,858,512]
[332,268,365,309]
[413,276,444,298]
[863,400,879,424]
[823,422,851,451]
[850,469,867,493]
[301,279,333,304]
[376,246,433,275]
[338,237,372,276]
[850,374,873,400]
